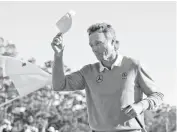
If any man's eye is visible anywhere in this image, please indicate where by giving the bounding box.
[97,41,103,45]
[96,42,100,46]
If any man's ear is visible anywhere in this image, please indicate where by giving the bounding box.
[114,40,119,51]
[111,39,116,48]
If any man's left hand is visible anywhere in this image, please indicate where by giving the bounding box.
[122,103,143,118]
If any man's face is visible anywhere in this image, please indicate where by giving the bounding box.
[89,32,115,62]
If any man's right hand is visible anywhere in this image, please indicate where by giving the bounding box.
[51,33,64,55]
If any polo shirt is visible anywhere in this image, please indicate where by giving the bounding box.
[99,53,123,72]
[52,53,164,132]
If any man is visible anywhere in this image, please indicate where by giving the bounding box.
[51,23,164,132]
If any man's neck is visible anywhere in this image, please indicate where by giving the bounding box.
[101,52,118,70]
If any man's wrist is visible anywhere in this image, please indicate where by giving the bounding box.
[54,50,63,58]
[138,99,150,112]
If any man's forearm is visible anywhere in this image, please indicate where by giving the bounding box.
[52,52,65,91]
[138,92,164,111]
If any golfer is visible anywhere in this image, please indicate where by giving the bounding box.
[51,23,164,132]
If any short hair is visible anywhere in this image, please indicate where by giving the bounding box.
[87,22,119,50]
[87,22,116,40]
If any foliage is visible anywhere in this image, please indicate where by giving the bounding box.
[0,37,176,132]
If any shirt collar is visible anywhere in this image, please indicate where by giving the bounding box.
[99,53,123,72]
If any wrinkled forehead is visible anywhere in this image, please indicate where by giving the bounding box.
[89,32,107,43]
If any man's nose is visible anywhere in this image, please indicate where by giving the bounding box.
[92,45,98,52]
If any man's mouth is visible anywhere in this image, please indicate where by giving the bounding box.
[95,52,102,56]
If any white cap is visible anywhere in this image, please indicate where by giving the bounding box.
[68,10,76,17]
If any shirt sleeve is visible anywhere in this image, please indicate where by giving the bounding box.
[137,62,164,111]
[58,69,86,91]
[52,52,87,91]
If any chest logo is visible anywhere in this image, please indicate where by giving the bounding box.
[122,72,127,79]
[96,75,103,83]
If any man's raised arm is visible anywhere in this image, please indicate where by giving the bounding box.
[51,33,86,92]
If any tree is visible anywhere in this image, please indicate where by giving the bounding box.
[144,103,176,132]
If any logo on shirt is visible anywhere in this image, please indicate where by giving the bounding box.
[96,75,103,83]
[122,72,127,79]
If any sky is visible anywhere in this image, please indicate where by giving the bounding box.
[0,1,176,105]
